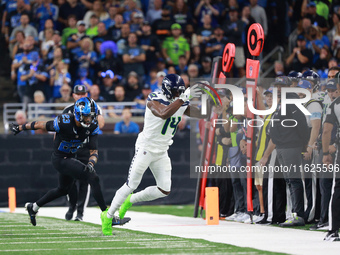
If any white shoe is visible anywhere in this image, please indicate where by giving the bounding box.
[235,213,248,222]
[253,213,265,223]
[244,214,258,224]
[225,212,238,221]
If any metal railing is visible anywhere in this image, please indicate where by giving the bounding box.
[4,101,146,133]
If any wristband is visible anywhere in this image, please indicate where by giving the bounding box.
[308,145,313,148]
[31,121,37,130]
[22,123,28,130]
[89,159,96,166]
[323,151,330,155]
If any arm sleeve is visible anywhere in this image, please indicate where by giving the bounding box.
[46,120,56,132]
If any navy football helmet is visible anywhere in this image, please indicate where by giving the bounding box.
[161,74,186,100]
[74,97,98,128]
[302,70,320,91]
[288,71,302,83]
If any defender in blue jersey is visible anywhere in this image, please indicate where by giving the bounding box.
[10,97,109,231]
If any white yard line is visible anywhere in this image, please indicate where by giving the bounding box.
[1,207,339,255]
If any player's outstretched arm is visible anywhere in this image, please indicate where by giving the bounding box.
[10,120,55,135]
[147,100,185,120]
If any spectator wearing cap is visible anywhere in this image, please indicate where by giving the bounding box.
[139,20,160,74]
[199,56,211,78]
[86,15,100,38]
[107,14,124,41]
[9,14,38,46]
[162,23,190,66]
[205,26,227,58]
[83,0,109,27]
[175,55,188,75]
[305,1,328,34]
[151,71,166,92]
[61,15,78,46]
[114,108,140,134]
[249,0,267,36]
[54,84,74,106]
[152,5,174,41]
[297,79,323,223]
[102,5,118,29]
[260,76,309,227]
[196,14,214,46]
[66,20,87,50]
[89,84,105,102]
[49,61,71,100]
[75,68,93,90]
[194,0,221,28]
[20,51,49,104]
[286,35,313,72]
[125,71,141,101]
[223,6,246,77]
[72,84,88,100]
[58,0,85,29]
[130,12,144,35]
[35,0,58,33]
[122,32,146,77]
[146,0,162,24]
[134,83,152,111]
[100,69,116,101]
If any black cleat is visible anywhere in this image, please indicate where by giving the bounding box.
[25,203,37,226]
[65,206,76,221]
[324,230,340,241]
[112,217,131,226]
[74,214,83,221]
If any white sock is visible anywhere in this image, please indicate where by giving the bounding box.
[33,203,40,212]
[107,183,134,218]
[130,186,167,204]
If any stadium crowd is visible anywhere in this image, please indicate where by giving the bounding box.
[3,0,340,240]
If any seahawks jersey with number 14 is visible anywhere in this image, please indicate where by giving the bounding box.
[53,113,99,156]
[135,92,188,152]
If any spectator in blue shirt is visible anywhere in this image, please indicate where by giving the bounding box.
[114,107,140,134]
[74,68,93,90]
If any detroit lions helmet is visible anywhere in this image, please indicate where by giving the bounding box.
[161,74,186,100]
[74,97,98,128]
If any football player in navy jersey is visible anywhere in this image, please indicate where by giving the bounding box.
[9,97,111,233]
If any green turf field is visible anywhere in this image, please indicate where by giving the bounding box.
[0,212,287,255]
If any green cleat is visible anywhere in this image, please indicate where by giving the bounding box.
[119,194,133,219]
[101,208,113,236]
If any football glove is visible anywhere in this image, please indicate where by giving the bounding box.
[84,162,96,173]
[179,88,191,103]
[9,123,21,135]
